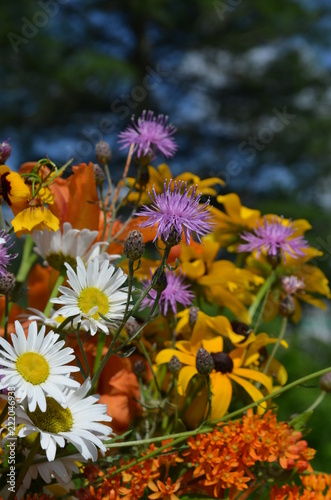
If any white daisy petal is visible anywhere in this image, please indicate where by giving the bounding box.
[0,320,79,412]
[51,257,130,336]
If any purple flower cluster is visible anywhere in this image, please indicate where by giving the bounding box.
[141,269,194,316]
[238,216,309,263]
[118,110,177,159]
[0,231,16,276]
[138,180,213,245]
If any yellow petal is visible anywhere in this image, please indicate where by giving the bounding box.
[233,368,272,392]
[12,206,60,237]
[210,372,232,420]
[229,373,268,414]
[177,365,198,396]
[201,336,224,353]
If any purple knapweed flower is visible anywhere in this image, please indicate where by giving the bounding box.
[118,110,177,159]
[141,269,194,316]
[138,180,213,245]
[0,231,16,276]
[238,216,309,263]
[281,275,305,295]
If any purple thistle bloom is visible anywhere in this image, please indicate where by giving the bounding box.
[138,180,213,245]
[118,110,177,159]
[281,275,305,295]
[0,231,16,276]
[141,269,194,316]
[238,216,309,263]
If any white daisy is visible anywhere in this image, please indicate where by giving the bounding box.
[0,321,80,412]
[17,378,112,461]
[24,307,89,332]
[51,257,130,336]
[17,451,81,499]
[32,221,120,270]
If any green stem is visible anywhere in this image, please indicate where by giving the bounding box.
[248,270,276,321]
[76,325,89,380]
[9,435,40,500]
[0,202,4,230]
[138,339,161,395]
[91,246,171,387]
[93,333,107,377]
[102,365,331,450]
[0,402,8,425]
[174,377,179,429]
[263,317,288,376]
[3,293,9,341]
[206,375,213,422]
[16,235,38,283]
[43,271,66,317]
[304,390,326,413]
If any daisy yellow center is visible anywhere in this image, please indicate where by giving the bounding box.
[78,286,109,319]
[16,352,50,384]
[46,252,77,271]
[28,397,73,433]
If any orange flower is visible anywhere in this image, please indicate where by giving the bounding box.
[148,477,181,500]
[46,162,100,230]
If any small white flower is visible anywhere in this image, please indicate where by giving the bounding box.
[51,257,130,335]
[18,378,112,461]
[32,222,120,270]
[17,452,81,499]
[0,321,80,412]
[25,307,89,332]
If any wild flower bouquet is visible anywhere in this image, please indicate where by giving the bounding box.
[0,111,331,499]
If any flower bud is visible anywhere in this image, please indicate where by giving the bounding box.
[152,269,167,293]
[161,225,182,247]
[134,359,146,378]
[196,348,214,376]
[189,306,199,330]
[125,317,141,337]
[93,163,106,186]
[279,295,295,318]
[124,230,145,261]
[0,272,16,295]
[168,355,181,376]
[0,140,11,164]
[95,141,111,165]
[320,371,331,392]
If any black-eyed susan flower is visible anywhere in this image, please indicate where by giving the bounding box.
[0,321,80,412]
[156,333,272,421]
[51,257,129,335]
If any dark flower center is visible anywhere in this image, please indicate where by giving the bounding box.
[211,352,234,374]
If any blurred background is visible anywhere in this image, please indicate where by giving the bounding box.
[1,0,331,469]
